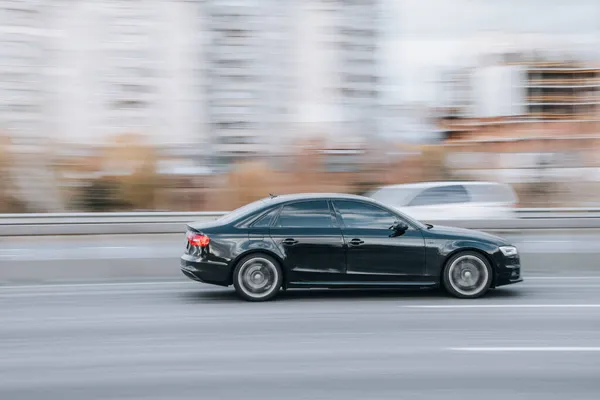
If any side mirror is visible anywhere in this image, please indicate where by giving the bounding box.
[389,221,409,235]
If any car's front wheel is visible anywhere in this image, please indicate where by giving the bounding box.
[443,251,493,299]
[233,254,283,302]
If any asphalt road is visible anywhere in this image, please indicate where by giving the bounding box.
[1,230,600,283]
[1,278,600,400]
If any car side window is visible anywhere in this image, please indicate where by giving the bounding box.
[333,200,399,229]
[408,185,470,206]
[275,200,334,228]
[251,207,279,228]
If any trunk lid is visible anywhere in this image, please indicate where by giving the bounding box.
[187,219,223,233]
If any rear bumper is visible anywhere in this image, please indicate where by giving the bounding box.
[180,254,231,287]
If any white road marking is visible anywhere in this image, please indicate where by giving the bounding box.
[451,347,600,352]
[0,246,131,252]
[528,276,600,280]
[406,304,600,309]
[521,240,577,243]
[0,281,190,290]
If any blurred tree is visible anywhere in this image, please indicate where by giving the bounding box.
[419,145,454,182]
[0,136,11,192]
[352,180,382,196]
[70,134,160,211]
[290,140,325,192]
[0,136,28,213]
[75,177,126,212]
[518,156,557,207]
[101,134,159,210]
[225,161,275,208]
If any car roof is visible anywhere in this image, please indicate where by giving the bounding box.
[375,181,508,190]
[266,193,369,204]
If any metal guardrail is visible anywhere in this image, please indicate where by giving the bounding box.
[0,212,226,236]
[0,212,227,225]
[516,208,600,219]
[1,208,600,236]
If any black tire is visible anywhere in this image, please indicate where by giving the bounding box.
[232,254,283,302]
[442,251,493,299]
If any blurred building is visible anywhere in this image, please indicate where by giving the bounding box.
[0,1,48,138]
[0,0,383,153]
[439,68,474,119]
[335,0,380,135]
[46,0,205,146]
[439,52,600,140]
[0,2,64,211]
[521,62,600,121]
[204,0,292,167]
[471,64,526,119]
[380,103,442,144]
[434,52,600,205]
[205,0,382,167]
[0,1,207,211]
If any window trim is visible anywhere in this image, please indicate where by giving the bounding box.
[330,199,420,231]
[272,199,338,229]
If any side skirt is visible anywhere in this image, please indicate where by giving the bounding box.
[286,281,439,290]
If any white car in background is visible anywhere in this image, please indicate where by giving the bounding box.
[366,181,518,221]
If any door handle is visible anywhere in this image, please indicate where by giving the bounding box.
[282,238,299,246]
[349,238,364,246]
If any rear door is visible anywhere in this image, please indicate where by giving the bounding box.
[269,200,346,283]
[332,199,426,281]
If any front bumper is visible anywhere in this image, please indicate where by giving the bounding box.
[494,254,523,287]
[180,254,231,287]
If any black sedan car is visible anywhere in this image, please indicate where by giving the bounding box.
[181,193,522,301]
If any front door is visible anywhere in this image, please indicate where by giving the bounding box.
[332,199,426,282]
[269,200,346,283]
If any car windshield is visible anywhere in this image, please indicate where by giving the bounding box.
[218,197,272,223]
[367,187,417,207]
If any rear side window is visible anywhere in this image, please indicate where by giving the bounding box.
[408,185,470,206]
[275,200,334,228]
[251,207,279,228]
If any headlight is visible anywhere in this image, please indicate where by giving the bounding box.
[499,246,518,257]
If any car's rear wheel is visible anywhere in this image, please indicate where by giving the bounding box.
[233,254,283,302]
[443,251,492,299]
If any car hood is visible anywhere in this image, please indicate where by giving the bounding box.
[426,225,510,246]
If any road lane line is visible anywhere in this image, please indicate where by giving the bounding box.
[451,347,600,352]
[0,281,190,290]
[406,304,600,309]
[528,276,600,280]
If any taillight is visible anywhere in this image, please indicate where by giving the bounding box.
[187,231,210,247]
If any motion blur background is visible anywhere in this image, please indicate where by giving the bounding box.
[2,3,600,400]
[0,0,599,213]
